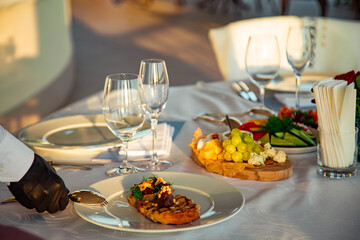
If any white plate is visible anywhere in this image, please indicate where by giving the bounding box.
[267,72,337,92]
[274,145,317,154]
[16,114,151,161]
[73,172,245,233]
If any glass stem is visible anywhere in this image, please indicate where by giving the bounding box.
[295,74,301,109]
[259,85,265,106]
[150,117,158,164]
[120,140,129,169]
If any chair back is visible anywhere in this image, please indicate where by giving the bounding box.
[209,16,360,81]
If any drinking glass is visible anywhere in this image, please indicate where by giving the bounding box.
[286,26,312,109]
[245,34,280,106]
[103,73,145,175]
[137,59,171,171]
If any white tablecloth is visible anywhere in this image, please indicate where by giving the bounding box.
[1,81,359,239]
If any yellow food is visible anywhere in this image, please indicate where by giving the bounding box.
[189,128,288,178]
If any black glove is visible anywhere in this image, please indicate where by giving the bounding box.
[8,154,69,213]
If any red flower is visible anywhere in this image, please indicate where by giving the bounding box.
[334,70,360,85]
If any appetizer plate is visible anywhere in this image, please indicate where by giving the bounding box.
[16,114,151,161]
[267,72,336,92]
[274,145,317,154]
[73,172,245,233]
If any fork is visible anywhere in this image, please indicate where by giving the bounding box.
[238,81,258,102]
[231,82,250,100]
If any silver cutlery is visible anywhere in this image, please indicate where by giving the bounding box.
[238,81,258,102]
[48,161,107,170]
[1,190,108,207]
[193,115,242,128]
[194,107,275,120]
[231,82,250,100]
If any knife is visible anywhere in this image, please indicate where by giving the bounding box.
[47,160,110,170]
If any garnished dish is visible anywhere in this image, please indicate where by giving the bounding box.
[128,175,200,225]
[189,128,292,181]
[73,172,244,232]
[236,107,317,154]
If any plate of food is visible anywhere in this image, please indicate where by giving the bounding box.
[237,107,318,155]
[188,107,318,180]
[16,114,151,161]
[73,172,244,232]
[189,128,293,181]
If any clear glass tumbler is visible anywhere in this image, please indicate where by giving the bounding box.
[317,128,358,179]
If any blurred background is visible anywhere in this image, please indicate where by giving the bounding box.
[0,0,359,132]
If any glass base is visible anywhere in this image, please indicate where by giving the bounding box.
[136,160,172,172]
[317,166,357,179]
[106,166,144,176]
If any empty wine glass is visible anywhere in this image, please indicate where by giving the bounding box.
[137,59,171,171]
[103,73,145,175]
[245,34,280,107]
[286,26,312,109]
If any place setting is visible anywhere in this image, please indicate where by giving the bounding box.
[9,58,247,233]
[61,59,245,232]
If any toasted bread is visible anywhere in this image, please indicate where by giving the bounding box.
[128,176,200,225]
[136,194,200,225]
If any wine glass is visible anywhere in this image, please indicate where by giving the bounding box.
[286,26,312,109]
[103,73,145,176]
[137,59,171,171]
[245,34,280,107]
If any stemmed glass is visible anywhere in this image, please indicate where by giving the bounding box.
[103,73,145,176]
[137,59,171,171]
[245,34,280,107]
[286,26,312,109]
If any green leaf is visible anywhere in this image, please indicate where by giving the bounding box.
[264,116,294,134]
[282,117,294,132]
[133,189,142,199]
[356,76,360,89]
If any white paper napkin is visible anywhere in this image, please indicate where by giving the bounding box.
[128,123,174,158]
[274,93,315,108]
[313,78,356,168]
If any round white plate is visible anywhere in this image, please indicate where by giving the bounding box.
[16,114,151,161]
[274,145,317,154]
[73,172,245,233]
[267,72,337,92]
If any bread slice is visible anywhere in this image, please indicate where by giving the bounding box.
[136,194,200,225]
[128,176,200,225]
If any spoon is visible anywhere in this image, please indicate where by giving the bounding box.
[1,190,108,207]
[68,190,108,206]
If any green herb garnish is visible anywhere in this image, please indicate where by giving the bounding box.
[130,184,143,199]
[263,116,295,134]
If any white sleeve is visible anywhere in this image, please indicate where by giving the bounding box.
[0,126,34,182]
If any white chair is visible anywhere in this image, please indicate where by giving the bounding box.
[209,16,360,81]
[0,0,74,132]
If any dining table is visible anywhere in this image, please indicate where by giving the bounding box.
[1,79,359,240]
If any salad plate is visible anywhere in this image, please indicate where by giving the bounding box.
[73,172,245,233]
[16,114,151,161]
[274,145,317,154]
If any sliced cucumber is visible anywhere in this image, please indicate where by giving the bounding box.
[274,132,284,138]
[283,132,308,147]
[270,135,296,147]
[289,128,316,146]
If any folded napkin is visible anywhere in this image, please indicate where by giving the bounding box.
[128,123,174,158]
[274,93,316,108]
[313,78,356,168]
